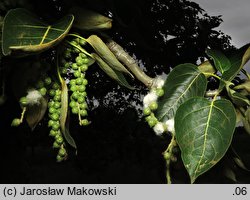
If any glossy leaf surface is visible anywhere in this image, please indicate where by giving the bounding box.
[175,97,236,183]
[2,8,74,56]
[206,49,231,74]
[156,63,207,122]
[219,44,250,90]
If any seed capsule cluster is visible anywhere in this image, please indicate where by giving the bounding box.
[11,75,52,127]
[143,88,164,128]
[61,38,92,126]
[142,74,169,136]
[47,82,67,162]
[11,36,94,162]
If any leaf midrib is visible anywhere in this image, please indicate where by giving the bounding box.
[193,99,214,177]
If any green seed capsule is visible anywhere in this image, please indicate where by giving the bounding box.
[82,58,89,64]
[69,101,77,108]
[56,136,64,144]
[149,102,158,111]
[48,101,54,107]
[53,141,61,149]
[39,87,47,96]
[79,39,86,46]
[72,92,79,100]
[78,96,85,104]
[81,119,89,126]
[79,102,88,109]
[145,115,152,122]
[78,85,86,92]
[56,155,64,162]
[11,118,21,127]
[49,107,57,114]
[80,109,88,117]
[156,88,164,97]
[52,83,60,90]
[76,56,84,66]
[80,64,88,72]
[82,91,87,97]
[36,80,44,89]
[72,63,78,70]
[53,95,61,102]
[143,107,151,116]
[52,123,60,131]
[48,120,55,127]
[55,90,62,96]
[71,107,79,114]
[64,62,70,68]
[71,40,78,46]
[60,67,68,75]
[19,97,28,107]
[44,77,52,85]
[79,53,87,58]
[163,152,171,160]
[49,130,58,137]
[51,113,60,121]
[49,89,56,97]
[148,119,157,127]
[70,79,76,86]
[58,148,66,157]
[74,71,81,78]
[82,79,88,85]
[76,77,83,85]
[70,85,78,92]
[53,102,61,109]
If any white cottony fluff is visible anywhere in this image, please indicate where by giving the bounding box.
[26,89,43,105]
[153,73,167,88]
[143,90,158,108]
[165,118,175,133]
[153,122,165,136]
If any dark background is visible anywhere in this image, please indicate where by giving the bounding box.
[0,0,250,183]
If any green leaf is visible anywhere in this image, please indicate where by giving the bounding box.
[206,49,231,74]
[175,97,236,183]
[219,43,250,90]
[226,85,250,106]
[92,53,134,90]
[70,7,112,31]
[87,35,133,78]
[26,96,47,131]
[2,8,74,56]
[198,60,216,76]
[234,80,250,93]
[155,63,207,122]
[59,73,77,149]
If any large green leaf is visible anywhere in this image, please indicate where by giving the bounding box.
[92,53,134,90]
[175,97,236,183]
[2,8,74,56]
[155,63,207,122]
[219,44,250,90]
[206,49,231,74]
